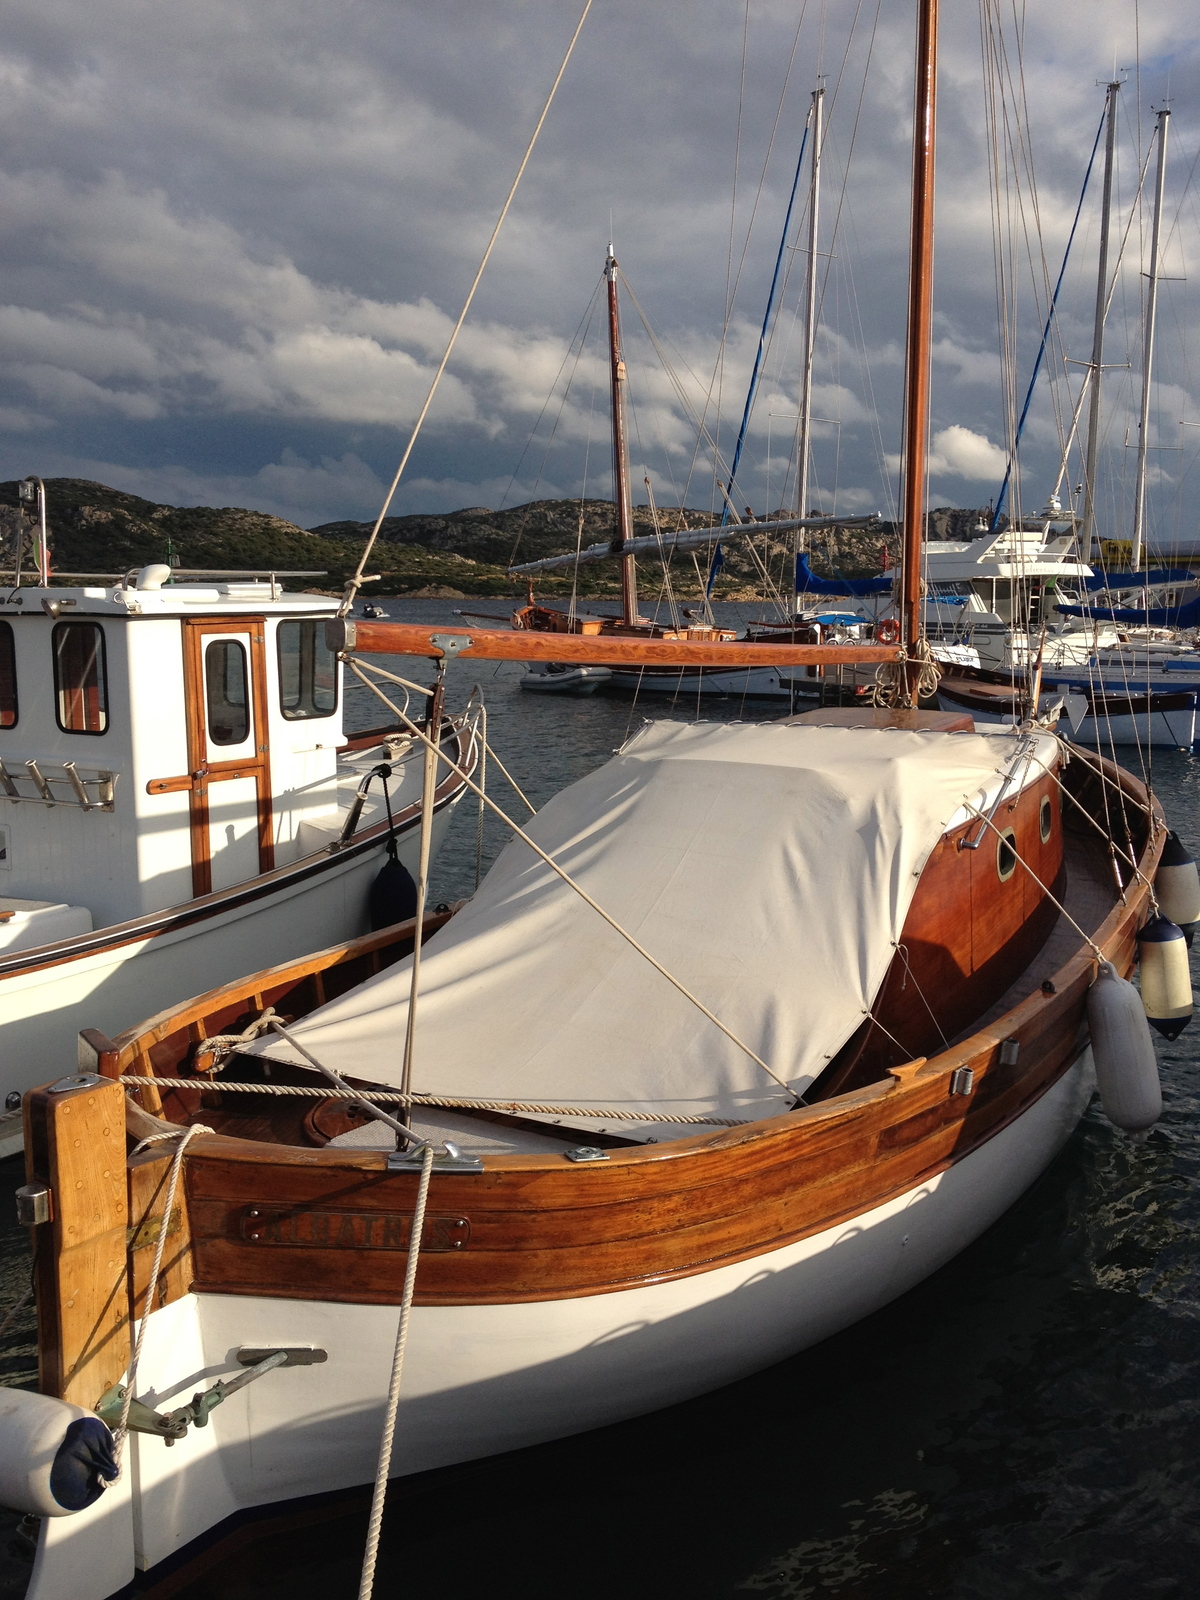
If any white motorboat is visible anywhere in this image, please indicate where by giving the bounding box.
[0,562,477,1140]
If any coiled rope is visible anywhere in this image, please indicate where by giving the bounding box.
[116,1078,747,1127]
[868,639,942,707]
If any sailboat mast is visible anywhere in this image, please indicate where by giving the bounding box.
[899,0,938,662]
[1131,106,1170,573]
[1080,80,1120,562]
[796,86,824,527]
[606,246,639,626]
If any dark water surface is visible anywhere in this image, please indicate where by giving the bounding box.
[3,599,1199,1597]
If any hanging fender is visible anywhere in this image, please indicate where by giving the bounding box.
[1154,831,1200,944]
[0,1389,117,1517]
[1087,961,1163,1131]
[1137,913,1194,1040]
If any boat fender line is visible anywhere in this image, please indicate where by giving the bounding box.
[1136,914,1194,1040]
[0,1390,117,1516]
[1087,961,1163,1131]
[1155,831,1200,944]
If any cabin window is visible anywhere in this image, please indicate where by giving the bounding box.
[0,623,17,728]
[997,828,1018,882]
[1039,795,1053,844]
[277,620,338,720]
[205,640,250,745]
[52,622,108,735]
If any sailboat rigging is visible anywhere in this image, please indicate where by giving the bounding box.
[7,8,1190,1596]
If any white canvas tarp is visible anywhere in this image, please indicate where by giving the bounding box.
[251,721,1036,1136]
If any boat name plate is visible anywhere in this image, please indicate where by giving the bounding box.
[239,1206,470,1251]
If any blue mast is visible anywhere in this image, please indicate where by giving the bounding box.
[990,101,1107,530]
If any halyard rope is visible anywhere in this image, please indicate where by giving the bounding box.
[341,0,594,617]
[116,1078,748,1127]
[358,1143,434,1600]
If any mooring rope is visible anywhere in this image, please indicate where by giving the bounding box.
[358,1143,434,1600]
[116,1077,747,1127]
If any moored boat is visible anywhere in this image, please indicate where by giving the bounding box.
[9,681,1174,1598]
[0,565,478,1137]
[5,0,1194,1591]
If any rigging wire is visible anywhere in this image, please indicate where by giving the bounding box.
[340,0,594,615]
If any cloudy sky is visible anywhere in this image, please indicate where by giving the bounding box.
[1,0,1199,547]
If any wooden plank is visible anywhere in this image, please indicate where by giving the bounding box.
[26,1077,131,1405]
[329,618,905,668]
[128,1147,195,1320]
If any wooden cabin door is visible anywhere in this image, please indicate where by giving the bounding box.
[181,619,274,896]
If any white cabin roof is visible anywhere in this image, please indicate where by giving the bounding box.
[0,582,339,618]
[925,527,1092,583]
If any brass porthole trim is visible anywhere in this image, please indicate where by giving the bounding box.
[997,828,1018,882]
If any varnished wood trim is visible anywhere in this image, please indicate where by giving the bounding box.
[335,618,905,667]
[99,749,1163,1310]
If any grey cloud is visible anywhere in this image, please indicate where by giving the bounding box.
[0,0,1197,542]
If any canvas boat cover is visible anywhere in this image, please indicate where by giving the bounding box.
[251,721,1046,1138]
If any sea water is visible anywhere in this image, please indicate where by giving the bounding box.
[2,598,1197,1597]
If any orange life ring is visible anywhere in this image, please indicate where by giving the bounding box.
[875,618,901,645]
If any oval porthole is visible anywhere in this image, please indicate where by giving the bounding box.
[997,828,1018,882]
[1039,795,1053,844]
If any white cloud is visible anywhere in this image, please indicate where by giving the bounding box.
[0,0,1196,536]
[886,425,1007,482]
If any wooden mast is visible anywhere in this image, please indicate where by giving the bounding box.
[899,0,938,686]
[606,246,640,626]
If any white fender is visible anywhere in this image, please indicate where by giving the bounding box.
[1137,914,1194,1040]
[0,1389,117,1517]
[1087,961,1162,1132]
[1155,831,1200,936]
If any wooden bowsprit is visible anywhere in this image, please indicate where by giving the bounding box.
[324,618,905,670]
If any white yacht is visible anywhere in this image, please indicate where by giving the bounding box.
[0,564,477,1139]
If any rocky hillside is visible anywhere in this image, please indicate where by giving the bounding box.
[0,479,991,600]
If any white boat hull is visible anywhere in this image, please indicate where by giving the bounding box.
[28,1050,1093,1598]
[519,664,612,695]
[0,805,458,1139]
[938,688,1197,749]
[606,665,811,699]
[1070,707,1197,751]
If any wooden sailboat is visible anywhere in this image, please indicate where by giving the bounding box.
[5,5,1189,1594]
[509,245,877,700]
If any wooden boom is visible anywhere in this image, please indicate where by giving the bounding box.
[325,619,905,668]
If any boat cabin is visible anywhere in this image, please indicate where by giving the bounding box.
[0,566,345,942]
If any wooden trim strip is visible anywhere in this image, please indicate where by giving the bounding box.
[329,618,905,667]
[102,750,1163,1310]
